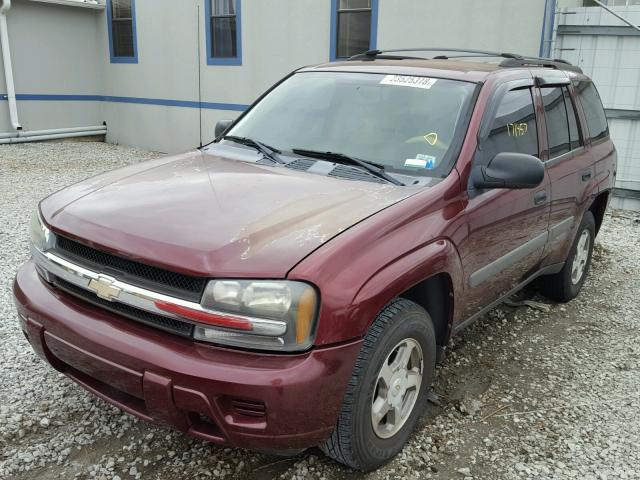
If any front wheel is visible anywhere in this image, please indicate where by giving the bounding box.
[538,210,596,302]
[321,299,436,471]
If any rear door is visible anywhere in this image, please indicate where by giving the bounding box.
[459,79,551,321]
[536,73,594,267]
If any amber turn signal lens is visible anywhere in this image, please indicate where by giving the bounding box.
[295,287,317,344]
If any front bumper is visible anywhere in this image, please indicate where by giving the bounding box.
[13,260,361,452]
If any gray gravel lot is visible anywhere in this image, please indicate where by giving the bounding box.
[1,142,639,480]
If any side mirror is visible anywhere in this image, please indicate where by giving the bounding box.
[472,152,544,190]
[215,119,233,138]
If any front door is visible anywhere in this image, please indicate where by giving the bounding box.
[459,82,551,321]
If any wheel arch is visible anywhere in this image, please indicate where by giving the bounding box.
[398,273,453,350]
[589,190,610,236]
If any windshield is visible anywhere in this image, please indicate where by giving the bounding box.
[225,71,477,177]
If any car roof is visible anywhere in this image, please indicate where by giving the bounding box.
[300,56,589,84]
[302,59,501,83]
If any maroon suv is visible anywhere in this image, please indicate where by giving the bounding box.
[14,48,616,471]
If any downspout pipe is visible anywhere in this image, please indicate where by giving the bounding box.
[0,128,107,144]
[0,0,21,130]
[539,0,557,58]
[592,0,640,33]
[0,124,107,144]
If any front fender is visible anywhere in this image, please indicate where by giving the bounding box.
[349,238,464,341]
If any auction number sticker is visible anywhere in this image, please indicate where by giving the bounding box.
[380,75,437,90]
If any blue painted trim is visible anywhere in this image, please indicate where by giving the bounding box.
[0,93,249,111]
[205,0,242,66]
[330,0,378,61]
[8,94,105,102]
[370,0,379,51]
[330,0,338,62]
[107,0,139,64]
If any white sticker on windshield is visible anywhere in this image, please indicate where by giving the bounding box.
[380,75,437,90]
[405,154,437,169]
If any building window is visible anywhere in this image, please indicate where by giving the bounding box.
[330,0,379,60]
[107,0,138,63]
[206,0,242,65]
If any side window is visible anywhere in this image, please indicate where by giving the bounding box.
[541,87,571,158]
[107,0,138,63]
[482,88,539,163]
[207,0,242,65]
[331,0,378,60]
[575,81,609,142]
[563,87,582,150]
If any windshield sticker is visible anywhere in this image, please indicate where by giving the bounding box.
[380,75,438,90]
[405,154,436,169]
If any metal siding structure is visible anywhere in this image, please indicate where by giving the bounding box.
[554,5,640,208]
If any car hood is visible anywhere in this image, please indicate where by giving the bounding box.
[41,148,422,277]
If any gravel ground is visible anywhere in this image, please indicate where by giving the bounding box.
[1,142,639,480]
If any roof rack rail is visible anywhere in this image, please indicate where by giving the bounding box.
[499,57,583,73]
[347,47,583,73]
[348,48,524,61]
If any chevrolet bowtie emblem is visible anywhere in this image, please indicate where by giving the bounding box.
[88,275,121,302]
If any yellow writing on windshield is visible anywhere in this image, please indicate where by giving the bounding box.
[507,122,528,137]
[424,132,438,146]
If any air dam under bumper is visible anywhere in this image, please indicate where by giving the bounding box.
[13,260,362,452]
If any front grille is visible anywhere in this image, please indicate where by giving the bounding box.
[54,235,207,302]
[53,277,194,338]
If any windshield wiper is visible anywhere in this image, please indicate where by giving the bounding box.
[291,149,404,186]
[222,136,285,164]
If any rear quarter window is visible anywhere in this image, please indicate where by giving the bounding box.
[574,80,609,142]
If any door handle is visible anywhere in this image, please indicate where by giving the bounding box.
[581,170,592,182]
[534,190,547,205]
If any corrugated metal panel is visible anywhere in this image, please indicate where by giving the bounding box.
[555,6,640,194]
[610,119,640,190]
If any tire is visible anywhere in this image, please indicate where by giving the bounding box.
[320,298,436,471]
[538,210,596,302]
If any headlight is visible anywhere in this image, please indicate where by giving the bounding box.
[191,280,318,352]
[29,210,53,252]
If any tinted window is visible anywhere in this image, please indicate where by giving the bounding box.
[482,88,538,163]
[564,88,582,150]
[575,81,609,142]
[541,87,571,158]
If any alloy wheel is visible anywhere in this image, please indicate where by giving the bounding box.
[571,229,591,285]
[371,338,424,439]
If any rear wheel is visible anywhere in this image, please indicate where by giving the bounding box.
[321,298,436,471]
[538,211,595,302]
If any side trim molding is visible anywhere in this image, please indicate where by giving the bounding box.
[469,231,548,288]
[455,262,565,334]
[550,216,575,241]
